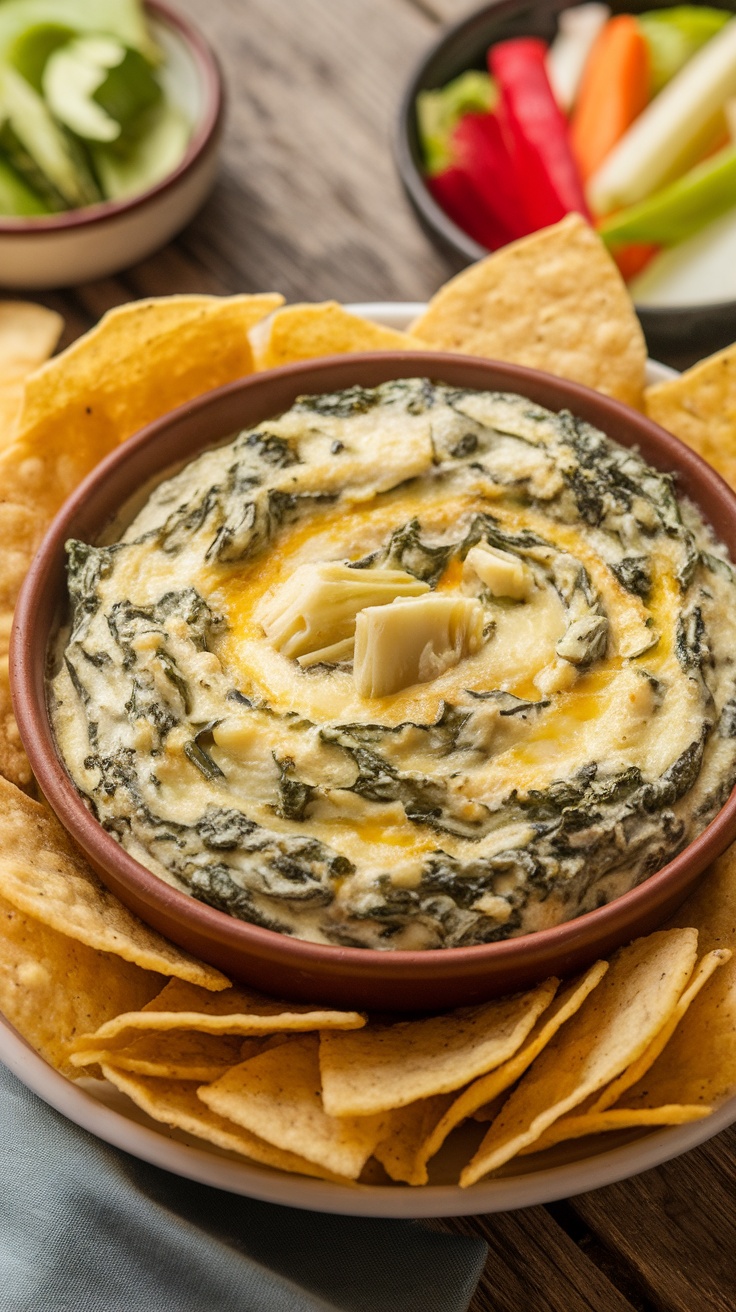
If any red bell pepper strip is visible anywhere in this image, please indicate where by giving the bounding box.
[489,38,592,230]
[451,111,531,242]
[426,166,512,250]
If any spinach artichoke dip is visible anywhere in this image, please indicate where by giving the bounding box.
[50,379,736,951]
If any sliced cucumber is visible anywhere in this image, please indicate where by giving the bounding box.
[93,46,160,129]
[92,101,190,200]
[7,22,75,91]
[0,64,100,207]
[44,37,126,142]
[0,152,51,215]
[0,1,158,64]
[44,37,160,144]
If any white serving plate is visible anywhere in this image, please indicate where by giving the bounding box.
[4,303,723,1220]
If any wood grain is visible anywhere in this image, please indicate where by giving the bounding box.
[438,1209,640,1312]
[572,1125,736,1312]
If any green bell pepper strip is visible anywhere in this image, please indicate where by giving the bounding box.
[416,70,495,174]
[598,142,736,247]
[638,7,731,95]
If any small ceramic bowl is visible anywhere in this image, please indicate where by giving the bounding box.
[0,0,223,290]
[11,353,736,1011]
[396,0,736,369]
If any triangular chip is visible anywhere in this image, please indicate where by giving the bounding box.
[0,292,282,785]
[0,777,229,991]
[411,215,647,409]
[68,977,365,1052]
[644,343,736,489]
[102,1065,347,1181]
[460,929,698,1186]
[319,977,558,1117]
[199,1034,385,1179]
[71,1030,247,1082]
[0,303,62,451]
[519,1104,710,1156]
[621,849,736,1110]
[374,1095,455,1186]
[0,893,159,1076]
[591,948,730,1113]
[0,301,62,385]
[410,960,608,1179]
[254,301,424,370]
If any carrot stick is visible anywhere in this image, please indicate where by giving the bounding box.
[570,15,650,182]
[611,242,659,281]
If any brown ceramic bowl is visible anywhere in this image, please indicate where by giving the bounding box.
[11,353,736,1011]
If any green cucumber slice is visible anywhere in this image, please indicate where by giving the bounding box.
[44,36,160,143]
[0,64,100,207]
[0,152,51,214]
[7,22,75,91]
[0,1,158,64]
[92,101,190,200]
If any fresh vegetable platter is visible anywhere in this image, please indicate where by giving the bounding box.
[417,3,736,305]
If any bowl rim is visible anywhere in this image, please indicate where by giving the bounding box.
[394,0,736,320]
[11,350,736,986]
[0,0,224,236]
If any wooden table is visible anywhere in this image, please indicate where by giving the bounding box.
[25,1,736,1307]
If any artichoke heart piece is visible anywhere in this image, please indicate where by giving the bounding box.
[354,595,485,699]
[257,562,429,667]
[463,543,533,600]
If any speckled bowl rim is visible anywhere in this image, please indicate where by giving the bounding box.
[11,351,736,1002]
[0,0,224,235]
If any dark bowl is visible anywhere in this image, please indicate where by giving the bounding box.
[11,352,736,1011]
[396,0,736,371]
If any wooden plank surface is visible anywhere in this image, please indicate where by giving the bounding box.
[9,2,735,1310]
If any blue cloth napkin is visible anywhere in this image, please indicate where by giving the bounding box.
[0,1062,486,1312]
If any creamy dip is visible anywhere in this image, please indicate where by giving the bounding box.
[51,379,736,950]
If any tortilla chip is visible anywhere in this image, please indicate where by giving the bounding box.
[374,1095,455,1186]
[0,893,159,1077]
[319,976,558,1118]
[460,929,698,1187]
[68,976,365,1052]
[644,344,736,489]
[591,948,730,1114]
[620,850,736,1110]
[254,301,424,370]
[0,380,25,451]
[0,777,229,991]
[71,1030,247,1082]
[199,1034,385,1179]
[0,292,281,786]
[101,1064,347,1181]
[412,961,608,1178]
[519,1104,710,1156]
[0,302,62,384]
[411,215,647,409]
[0,304,63,451]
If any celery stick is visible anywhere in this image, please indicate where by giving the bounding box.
[639,7,731,94]
[546,3,610,113]
[630,207,736,305]
[589,16,736,214]
[598,143,736,245]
